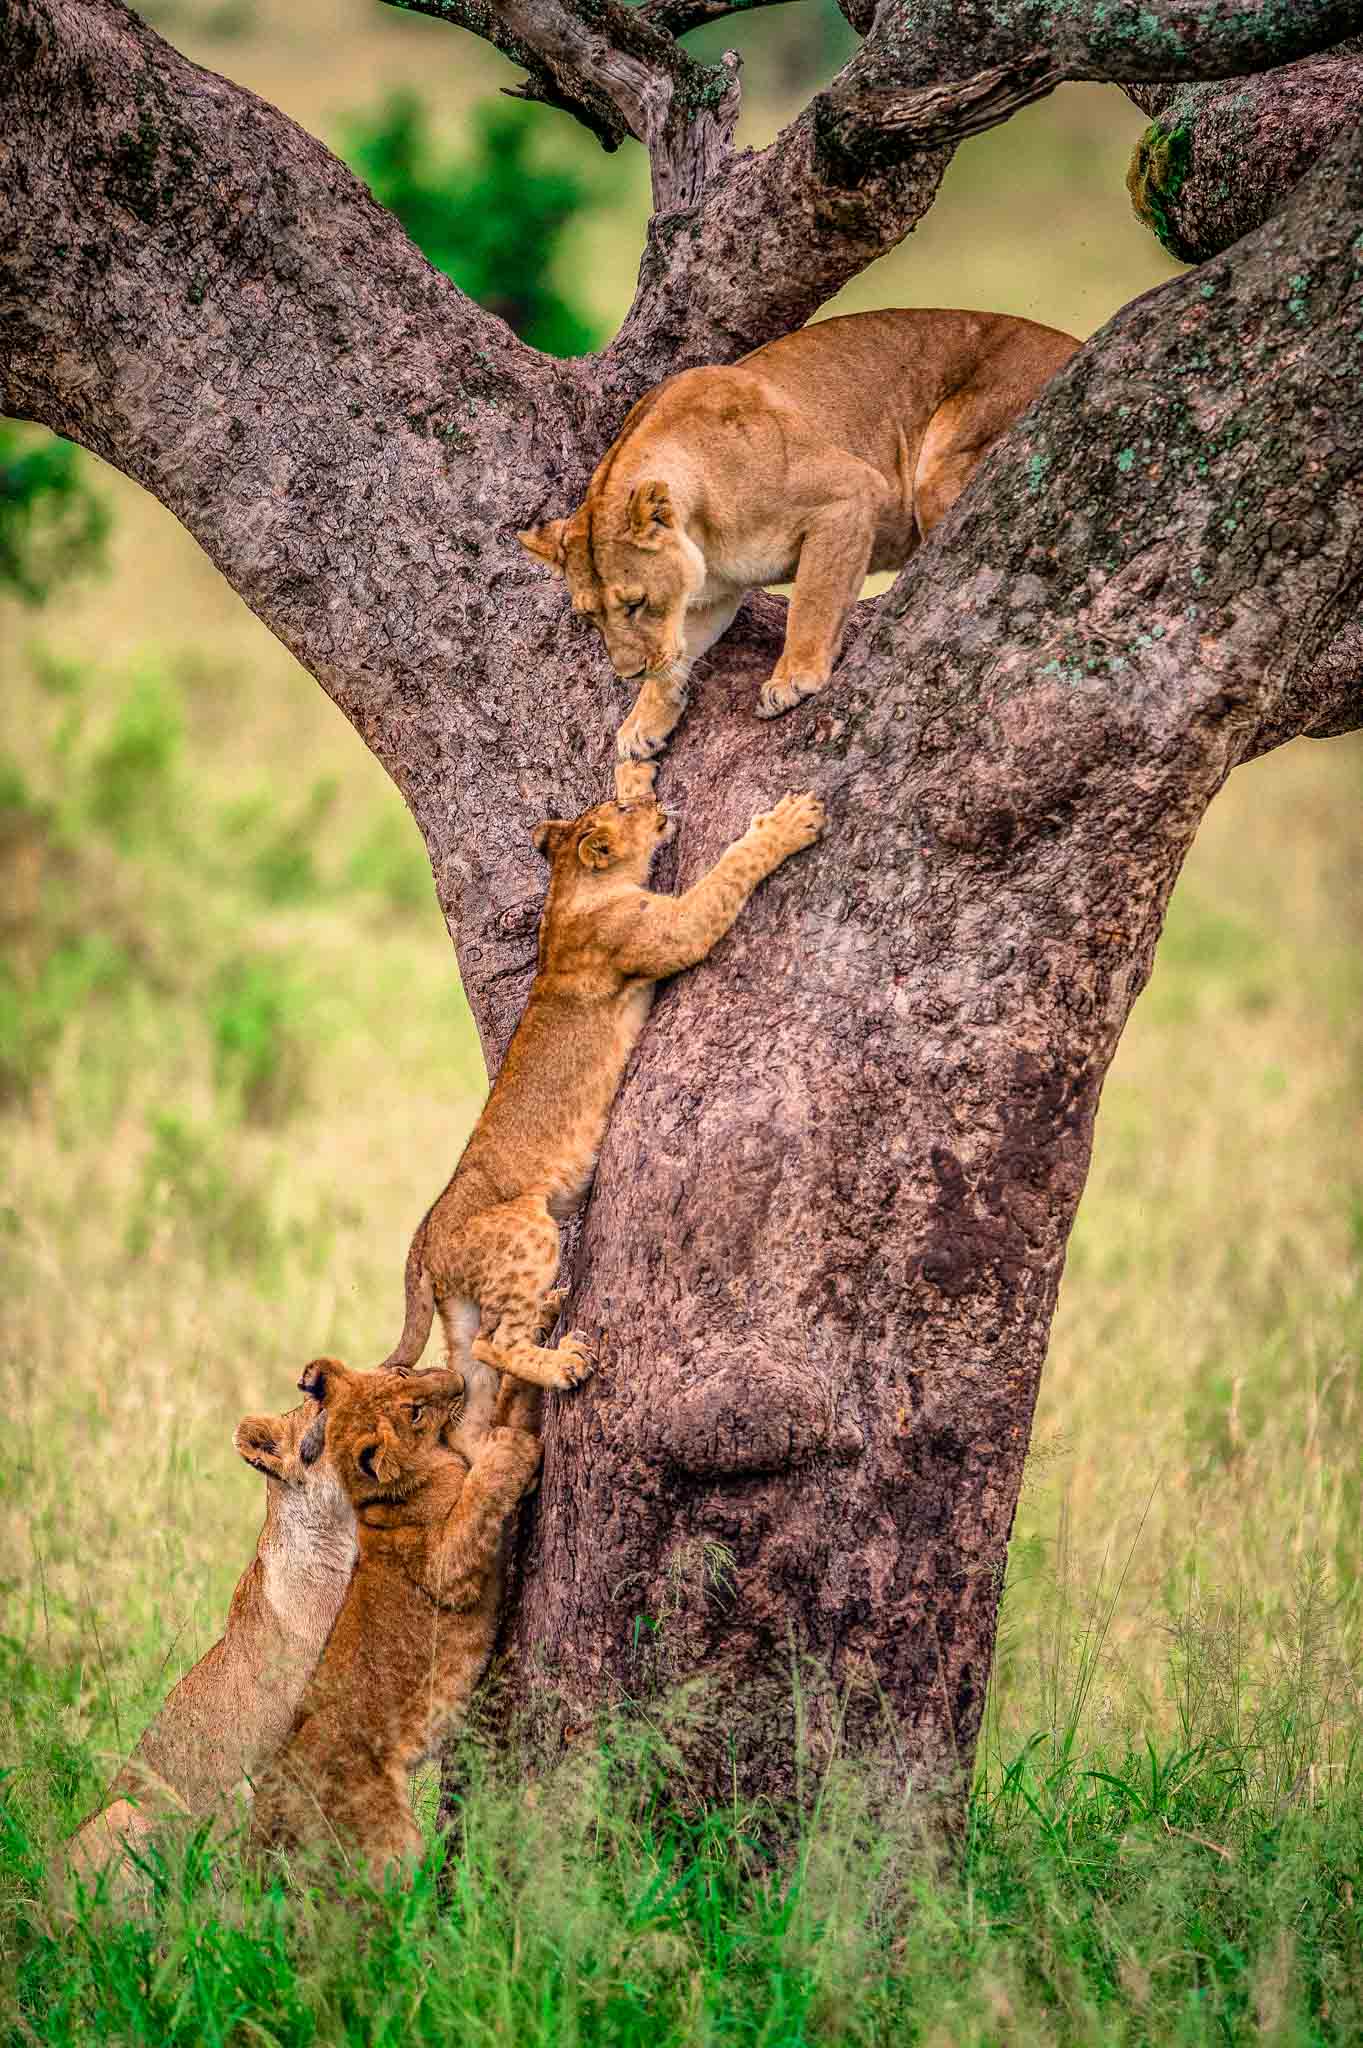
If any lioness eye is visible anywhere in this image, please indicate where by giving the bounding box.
[409,1404,425,1425]
[623,597,644,617]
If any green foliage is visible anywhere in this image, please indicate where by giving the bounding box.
[345,808,436,914]
[341,96,604,356]
[0,423,109,607]
[247,776,337,905]
[126,1110,284,1278]
[84,669,184,846]
[209,956,308,1124]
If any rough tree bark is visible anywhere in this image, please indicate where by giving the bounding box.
[4,0,1362,1804]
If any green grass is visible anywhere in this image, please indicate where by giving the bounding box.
[6,1691,1363,2044]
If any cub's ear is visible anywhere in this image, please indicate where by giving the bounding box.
[532,818,572,859]
[628,480,675,548]
[518,519,568,575]
[297,1356,348,1404]
[234,1412,288,1480]
[578,826,619,872]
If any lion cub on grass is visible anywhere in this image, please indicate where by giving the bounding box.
[249,1359,540,1877]
[68,1400,356,1884]
[381,785,825,1421]
[520,307,1077,761]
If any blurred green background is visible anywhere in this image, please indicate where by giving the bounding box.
[3,0,1361,1916]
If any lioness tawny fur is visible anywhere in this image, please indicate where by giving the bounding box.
[519,307,1078,760]
[67,1400,356,1883]
[249,1360,540,1877]
[380,786,826,1426]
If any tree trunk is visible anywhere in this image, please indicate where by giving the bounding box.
[5,0,1362,1808]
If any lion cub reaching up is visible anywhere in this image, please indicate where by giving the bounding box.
[249,1359,540,1877]
[520,307,1077,761]
[68,1399,356,1884]
[380,785,825,1421]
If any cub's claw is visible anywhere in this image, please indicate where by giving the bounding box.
[553,1332,597,1389]
[756,670,827,720]
[750,791,827,850]
[616,712,669,762]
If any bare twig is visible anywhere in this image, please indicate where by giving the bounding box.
[637,0,800,37]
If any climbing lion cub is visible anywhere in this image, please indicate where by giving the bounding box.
[519,307,1077,760]
[381,786,825,1422]
[67,1400,356,1883]
[249,1360,540,1877]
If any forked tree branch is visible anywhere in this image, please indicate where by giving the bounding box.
[1125,43,1363,262]
[383,0,742,208]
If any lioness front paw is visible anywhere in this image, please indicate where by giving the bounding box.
[549,1332,597,1390]
[616,710,671,762]
[755,669,828,720]
[750,791,827,854]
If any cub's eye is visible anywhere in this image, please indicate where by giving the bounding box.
[408,1403,425,1426]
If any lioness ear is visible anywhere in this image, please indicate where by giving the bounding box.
[518,519,568,576]
[234,1412,287,1479]
[578,827,618,872]
[628,480,675,548]
[299,1413,327,1467]
[298,1356,348,1403]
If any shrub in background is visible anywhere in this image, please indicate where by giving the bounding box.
[0,422,108,607]
[341,97,604,357]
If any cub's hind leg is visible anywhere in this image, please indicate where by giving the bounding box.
[461,1198,596,1393]
[437,1295,499,1460]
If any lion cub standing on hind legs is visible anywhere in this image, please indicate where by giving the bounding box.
[519,307,1078,762]
[250,1360,542,1877]
[381,784,826,1420]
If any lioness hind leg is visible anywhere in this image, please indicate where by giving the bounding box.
[462,1199,596,1394]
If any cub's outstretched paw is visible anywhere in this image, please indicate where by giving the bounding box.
[750,791,827,853]
[550,1332,597,1390]
[756,669,827,720]
[614,759,658,803]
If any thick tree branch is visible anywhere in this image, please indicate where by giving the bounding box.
[383,0,742,210]
[1125,44,1363,262]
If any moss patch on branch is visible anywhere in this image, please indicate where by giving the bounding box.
[1126,119,1197,264]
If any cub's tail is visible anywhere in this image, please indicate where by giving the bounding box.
[380,1242,435,1370]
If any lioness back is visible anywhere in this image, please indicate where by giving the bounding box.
[519,306,1078,760]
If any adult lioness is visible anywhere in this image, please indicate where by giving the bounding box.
[519,308,1078,760]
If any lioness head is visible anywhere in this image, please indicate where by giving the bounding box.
[532,795,674,880]
[234,1399,330,1489]
[296,1358,467,1507]
[518,480,704,683]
